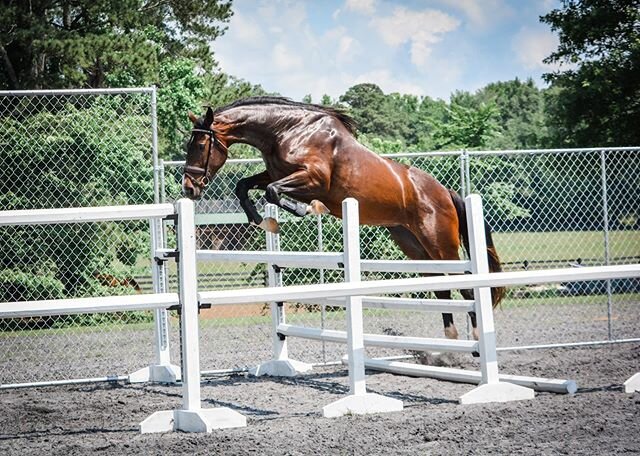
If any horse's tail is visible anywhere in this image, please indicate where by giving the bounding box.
[449,190,506,308]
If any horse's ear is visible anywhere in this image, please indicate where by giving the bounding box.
[188,111,198,124]
[204,106,214,127]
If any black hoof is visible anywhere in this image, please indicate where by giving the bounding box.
[472,351,480,358]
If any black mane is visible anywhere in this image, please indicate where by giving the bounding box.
[214,96,358,135]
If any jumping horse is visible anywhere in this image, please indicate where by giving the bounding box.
[182,97,505,344]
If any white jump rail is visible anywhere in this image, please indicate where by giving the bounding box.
[276,324,479,353]
[188,249,470,274]
[0,293,179,317]
[0,202,180,386]
[197,195,640,407]
[198,264,640,306]
[354,358,578,394]
[298,296,476,313]
[0,203,175,225]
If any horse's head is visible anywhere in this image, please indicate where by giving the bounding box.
[182,107,228,200]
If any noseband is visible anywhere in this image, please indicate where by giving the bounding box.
[184,128,220,188]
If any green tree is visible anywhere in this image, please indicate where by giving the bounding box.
[477,78,549,149]
[0,0,232,90]
[0,100,154,301]
[541,0,640,146]
[339,83,389,136]
[433,102,500,149]
[156,58,206,159]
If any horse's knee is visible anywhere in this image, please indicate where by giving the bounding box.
[265,183,279,203]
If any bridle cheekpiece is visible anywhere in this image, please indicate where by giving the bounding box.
[184,127,220,188]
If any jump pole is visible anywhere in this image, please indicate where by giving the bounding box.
[358,358,577,394]
[140,199,246,433]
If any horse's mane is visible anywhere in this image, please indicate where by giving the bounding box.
[214,96,358,135]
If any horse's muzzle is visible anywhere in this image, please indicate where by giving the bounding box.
[182,178,202,200]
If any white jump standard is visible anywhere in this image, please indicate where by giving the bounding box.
[0,200,246,434]
[248,204,313,378]
[140,199,247,433]
[624,372,640,393]
[321,199,402,417]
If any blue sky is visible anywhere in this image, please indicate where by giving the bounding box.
[213,0,563,102]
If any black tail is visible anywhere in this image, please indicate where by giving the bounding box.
[449,190,506,307]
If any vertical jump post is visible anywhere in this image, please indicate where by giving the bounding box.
[321,198,403,417]
[140,199,247,433]
[458,194,535,404]
[128,216,181,383]
[249,204,313,376]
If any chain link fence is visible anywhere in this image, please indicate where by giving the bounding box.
[1,88,638,386]
[162,148,640,371]
[0,88,176,386]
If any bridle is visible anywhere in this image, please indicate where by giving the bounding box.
[184,127,224,189]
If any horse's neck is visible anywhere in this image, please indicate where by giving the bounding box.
[220,106,299,153]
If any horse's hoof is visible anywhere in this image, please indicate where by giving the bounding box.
[307,200,330,215]
[258,217,280,234]
[444,326,459,340]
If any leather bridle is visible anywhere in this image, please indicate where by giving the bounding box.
[184,127,223,189]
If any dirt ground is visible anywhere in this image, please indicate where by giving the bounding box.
[1,343,639,456]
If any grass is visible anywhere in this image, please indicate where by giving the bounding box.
[492,230,639,265]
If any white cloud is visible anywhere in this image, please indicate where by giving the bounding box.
[437,0,513,28]
[227,11,266,45]
[336,35,361,64]
[512,26,559,70]
[272,43,304,72]
[345,0,377,15]
[370,7,460,69]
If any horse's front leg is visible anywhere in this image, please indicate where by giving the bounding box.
[234,171,280,233]
[265,170,330,218]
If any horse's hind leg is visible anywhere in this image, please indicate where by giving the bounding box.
[387,226,458,340]
[460,288,480,341]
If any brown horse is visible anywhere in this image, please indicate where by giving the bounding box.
[182,97,505,344]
